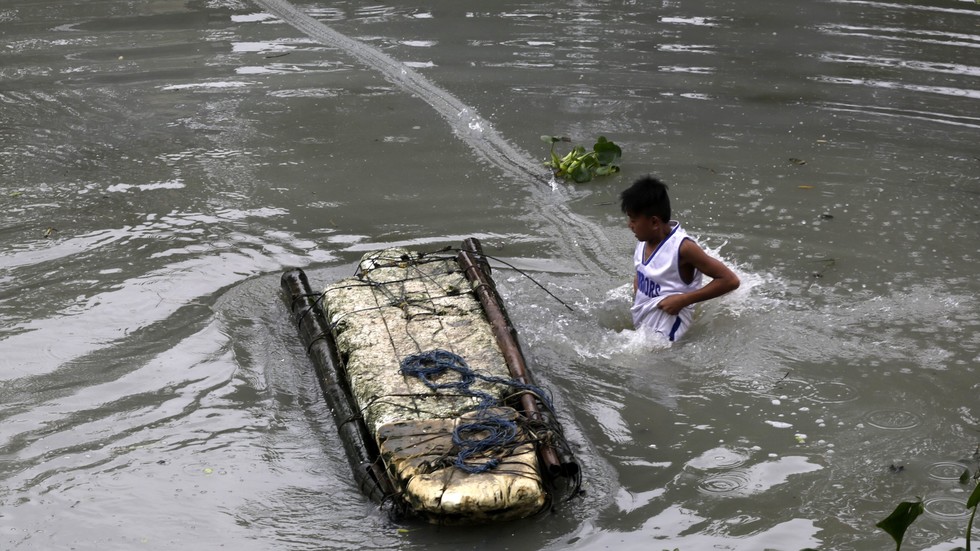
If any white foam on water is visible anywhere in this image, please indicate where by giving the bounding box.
[231,12,276,22]
[161,81,249,90]
[106,179,185,193]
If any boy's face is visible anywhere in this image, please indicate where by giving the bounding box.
[626,211,667,243]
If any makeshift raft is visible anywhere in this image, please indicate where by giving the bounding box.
[281,238,579,524]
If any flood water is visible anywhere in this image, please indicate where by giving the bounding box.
[2,0,979,549]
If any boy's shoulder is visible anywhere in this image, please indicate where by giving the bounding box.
[677,234,711,262]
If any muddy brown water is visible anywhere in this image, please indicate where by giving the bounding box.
[1,0,979,549]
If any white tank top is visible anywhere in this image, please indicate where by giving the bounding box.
[631,221,703,340]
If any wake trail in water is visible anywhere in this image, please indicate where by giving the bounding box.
[251,0,620,278]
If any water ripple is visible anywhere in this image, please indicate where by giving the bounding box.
[698,471,751,494]
[685,446,751,471]
[806,381,860,403]
[816,101,980,129]
[926,461,970,481]
[815,76,980,100]
[864,409,921,430]
[923,497,971,520]
[828,0,980,17]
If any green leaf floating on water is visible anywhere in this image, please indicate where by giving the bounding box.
[968,480,980,509]
[593,136,622,166]
[876,499,924,551]
[542,135,622,183]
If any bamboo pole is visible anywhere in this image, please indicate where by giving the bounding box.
[280,268,395,503]
[456,239,578,479]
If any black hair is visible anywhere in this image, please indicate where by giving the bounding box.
[620,176,671,221]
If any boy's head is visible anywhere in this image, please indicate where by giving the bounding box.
[620,176,671,222]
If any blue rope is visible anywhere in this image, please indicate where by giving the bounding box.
[399,349,551,474]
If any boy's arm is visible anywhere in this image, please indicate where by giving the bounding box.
[657,240,740,315]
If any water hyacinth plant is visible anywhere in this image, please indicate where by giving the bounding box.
[877,455,980,551]
[542,135,622,183]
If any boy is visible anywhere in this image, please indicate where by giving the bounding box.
[620,176,740,342]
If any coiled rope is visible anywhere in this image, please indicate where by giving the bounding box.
[400,349,552,474]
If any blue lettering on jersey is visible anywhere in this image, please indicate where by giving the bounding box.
[637,270,661,298]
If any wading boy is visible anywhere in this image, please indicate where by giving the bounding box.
[620,176,740,342]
